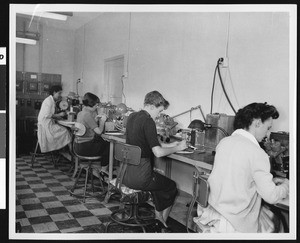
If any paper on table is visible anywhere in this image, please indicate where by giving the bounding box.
[105,132,124,135]
[175,149,194,154]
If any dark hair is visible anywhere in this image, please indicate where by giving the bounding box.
[144,90,169,109]
[49,85,62,96]
[233,102,279,130]
[82,92,100,107]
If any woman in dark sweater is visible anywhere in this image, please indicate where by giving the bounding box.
[123,90,187,229]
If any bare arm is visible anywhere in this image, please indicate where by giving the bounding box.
[52,112,66,120]
[152,140,187,158]
[93,114,108,135]
[160,141,180,147]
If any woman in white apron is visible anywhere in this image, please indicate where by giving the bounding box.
[37,85,72,153]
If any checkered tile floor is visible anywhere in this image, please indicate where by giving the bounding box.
[15,154,187,233]
[15,154,124,233]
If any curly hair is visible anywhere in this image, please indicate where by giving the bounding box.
[144,90,169,109]
[233,102,279,130]
[49,85,62,96]
[82,92,100,107]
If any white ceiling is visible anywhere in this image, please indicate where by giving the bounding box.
[17,12,103,31]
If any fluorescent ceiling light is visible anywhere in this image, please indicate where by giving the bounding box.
[16,37,37,45]
[18,12,68,21]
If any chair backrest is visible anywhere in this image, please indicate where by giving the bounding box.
[114,142,142,190]
[193,172,210,208]
[73,122,86,137]
[71,123,101,160]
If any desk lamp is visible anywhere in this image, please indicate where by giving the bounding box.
[115,103,129,131]
[188,119,229,147]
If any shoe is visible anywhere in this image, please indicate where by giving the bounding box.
[154,219,173,233]
[161,227,173,233]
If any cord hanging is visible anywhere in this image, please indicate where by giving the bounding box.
[217,61,236,114]
[210,59,222,114]
[122,13,132,104]
[210,58,236,114]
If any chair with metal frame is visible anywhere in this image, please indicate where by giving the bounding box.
[105,142,157,233]
[187,170,285,233]
[186,170,211,233]
[69,122,106,203]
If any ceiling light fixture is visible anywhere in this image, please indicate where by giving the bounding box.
[18,11,68,21]
[16,37,37,45]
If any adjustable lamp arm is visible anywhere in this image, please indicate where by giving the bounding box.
[171,105,206,122]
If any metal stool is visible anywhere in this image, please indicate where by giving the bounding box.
[69,124,106,203]
[105,142,156,233]
[69,154,106,203]
[30,127,58,168]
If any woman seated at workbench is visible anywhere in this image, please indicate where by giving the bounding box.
[37,85,72,153]
[123,90,188,232]
[194,102,289,233]
[74,92,110,169]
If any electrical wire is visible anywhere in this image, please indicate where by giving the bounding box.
[227,67,240,108]
[225,13,231,59]
[211,126,230,137]
[126,13,131,76]
[82,24,86,86]
[210,58,222,114]
[216,67,228,112]
[122,13,132,104]
[121,75,126,104]
[213,13,238,114]
[210,62,218,114]
[217,63,236,114]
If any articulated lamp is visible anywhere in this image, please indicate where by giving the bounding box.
[188,119,229,136]
[188,119,230,148]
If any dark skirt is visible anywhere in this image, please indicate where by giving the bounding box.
[123,158,178,212]
[74,137,109,166]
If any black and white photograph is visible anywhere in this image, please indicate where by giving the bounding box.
[4,2,298,241]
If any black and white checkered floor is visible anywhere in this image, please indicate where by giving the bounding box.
[15,154,187,233]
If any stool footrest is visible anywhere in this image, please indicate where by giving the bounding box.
[109,208,156,228]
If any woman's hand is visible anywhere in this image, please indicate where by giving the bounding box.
[115,123,125,132]
[96,114,108,122]
[273,177,288,186]
[177,140,188,151]
[54,111,66,120]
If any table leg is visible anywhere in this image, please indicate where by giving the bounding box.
[103,141,114,204]
[166,158,172,178]
[72,157,79,178]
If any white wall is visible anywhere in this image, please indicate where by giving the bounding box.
[72,12,291,194]
[74,12,290,132]
[16,20,75,97]
[74,13,129,101]
[42,26,75,95]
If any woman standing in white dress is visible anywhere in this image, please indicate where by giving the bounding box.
[37,85,71,153]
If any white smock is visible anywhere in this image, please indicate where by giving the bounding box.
[37,95,72,153]
[194,129,288,233]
